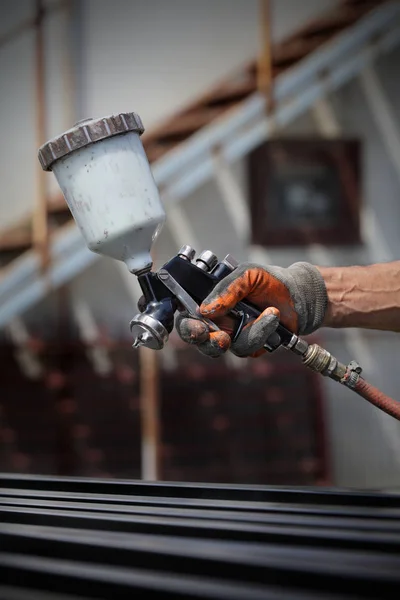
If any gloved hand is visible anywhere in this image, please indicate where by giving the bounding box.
[175,262,327,358]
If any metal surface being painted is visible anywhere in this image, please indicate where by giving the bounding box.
[1,474,400,599]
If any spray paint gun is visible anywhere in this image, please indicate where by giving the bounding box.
[129,243,349,383]
[39,112,400,421]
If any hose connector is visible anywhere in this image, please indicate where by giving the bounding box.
[286,336,400,422]
[341,360,363,389]
[301,343,347,381]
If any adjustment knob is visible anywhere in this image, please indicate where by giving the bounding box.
[196,250,218,272]
[222,254,239,271]
[178,245,196,261]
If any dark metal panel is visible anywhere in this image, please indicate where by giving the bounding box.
[1,495,400,533]
[1,475,400,598]
[2,473,400,507]
[0,553,350,600]
[2,486,400,519]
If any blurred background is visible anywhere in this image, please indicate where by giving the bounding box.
[1,0,400,489]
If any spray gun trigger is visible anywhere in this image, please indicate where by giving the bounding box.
[157,270,220,333]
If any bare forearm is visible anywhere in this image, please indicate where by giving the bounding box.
[316,262,400,332]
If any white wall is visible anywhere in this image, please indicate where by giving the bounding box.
[0,0,74,229]
[0,3,36,231]
[82,0,337,127]
[0,0,337,229]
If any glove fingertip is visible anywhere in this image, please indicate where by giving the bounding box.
[198,330,231,358]
[253,309,279,330]
[212,330,231,352]
[264,306,280,319]
[176,317,209,344]
[231,311,278,357]
[200,300,224,317]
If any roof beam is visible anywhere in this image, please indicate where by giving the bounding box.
[212,149,251,243]
[6,317,44,380]
[72,297,112,376]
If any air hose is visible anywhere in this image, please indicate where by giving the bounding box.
[352,378,400,421]
[286,336,400,422]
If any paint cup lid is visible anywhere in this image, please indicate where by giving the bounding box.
[38,112,144,171]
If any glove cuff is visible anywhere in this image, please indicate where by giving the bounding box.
[288,262,328,335]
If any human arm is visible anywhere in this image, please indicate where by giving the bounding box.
[318,261,400,332]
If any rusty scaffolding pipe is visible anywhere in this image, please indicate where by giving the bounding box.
[257,0,274,115]
[0,0,68,51]
[33,0,50,272]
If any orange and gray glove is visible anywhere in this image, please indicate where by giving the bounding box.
[175,262,327,358]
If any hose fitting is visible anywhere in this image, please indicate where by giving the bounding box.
[301,343,347,382]
[286,337,400,421]
[341,360,363,389]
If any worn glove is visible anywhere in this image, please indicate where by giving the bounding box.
[175,262,327,358]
